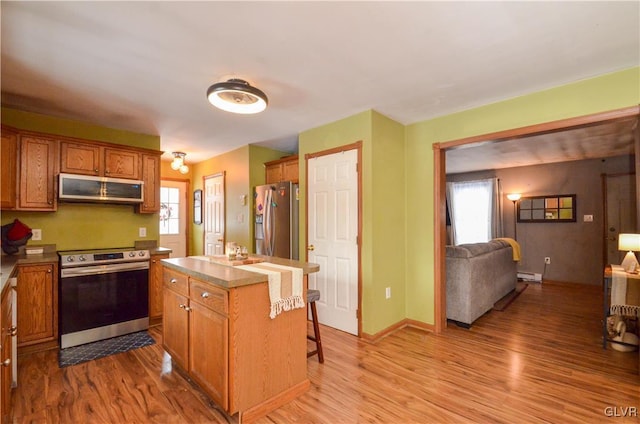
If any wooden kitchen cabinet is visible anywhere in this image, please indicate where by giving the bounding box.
[60,141,141,180]
[0,130,18,210]
[60,141,101,175]
[16,263,58,350]
[149,253,170,326]
[138,153,161,213]
[0,284,14,424]
[19,136,58,211]
[265,155,298,184]
[162,268,230,410]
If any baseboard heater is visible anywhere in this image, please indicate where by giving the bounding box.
[518,271,542,282]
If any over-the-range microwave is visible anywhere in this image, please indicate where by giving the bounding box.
[58,173,144,204]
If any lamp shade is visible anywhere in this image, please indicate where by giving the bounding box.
[618,233,640,252]
[207,78,268,114]
[507,193,522,202]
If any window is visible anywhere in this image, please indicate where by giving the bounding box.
[160,186,180,235]
[446,178,498,245]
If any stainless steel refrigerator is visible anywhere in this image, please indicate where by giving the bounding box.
[254,181,299,260]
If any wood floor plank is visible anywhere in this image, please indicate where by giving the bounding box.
[11,280,640,423]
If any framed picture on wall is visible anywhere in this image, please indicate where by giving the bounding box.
[193,189,202,224]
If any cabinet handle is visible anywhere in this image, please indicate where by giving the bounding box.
[170,278,178,284]
[201,292,210,299]
[94,168,99,173]
[47,269,52,273]
[2,359,10,367]
[9,326,17,336]
[152,260,157,263]
[105,170,110,174]
[179,304,191,312]
[48,200,53,205]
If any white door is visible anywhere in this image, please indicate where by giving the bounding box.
[307,149,359,335]
[606,174,637,265]
[159,180,188,258]
[204,173,225,255]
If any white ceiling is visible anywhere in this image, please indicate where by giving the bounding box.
[2,2,639,169]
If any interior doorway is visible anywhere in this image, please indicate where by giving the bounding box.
[204,172,225,256]
[604,173,637,265]
[159,179,189,258]
[434,106,640,333]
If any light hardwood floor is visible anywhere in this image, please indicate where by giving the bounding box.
[12,281,640,423]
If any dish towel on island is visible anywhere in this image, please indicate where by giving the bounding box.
[235,263,304,319]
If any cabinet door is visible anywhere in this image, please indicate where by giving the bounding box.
[0,131,17,209]
[19,136,58,211]
[265,163,282,184]
[138,153,161,213]
[282,158,299,183]
[0,286,13,423]
[60,141,101,175]
[104,147,141,179]
[189,301,228,410]
[17,263,57,346]
[162,289,189,369]
[149,254,170,323]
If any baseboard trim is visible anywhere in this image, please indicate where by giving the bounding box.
[361,319,435,343]
[239,378,310,423]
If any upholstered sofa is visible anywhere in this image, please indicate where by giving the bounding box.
[446,240,518,327]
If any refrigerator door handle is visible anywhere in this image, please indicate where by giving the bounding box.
[264,189,273,255]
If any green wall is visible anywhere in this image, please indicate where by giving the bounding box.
[299,110,407,335]
[404,66,640,325]
[188,144,286,256]
[1,108,161,251]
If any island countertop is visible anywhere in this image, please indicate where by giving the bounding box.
[161,255,319,289]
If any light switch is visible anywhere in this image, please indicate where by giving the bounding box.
[139,227,147,237]
[584,215,593,222]
[240,194,247,206]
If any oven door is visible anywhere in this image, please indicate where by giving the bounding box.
[60,262,149,347]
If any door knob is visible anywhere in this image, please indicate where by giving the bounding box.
[217,238,224,242]
[307,245,315,251]
[608,236,617,241]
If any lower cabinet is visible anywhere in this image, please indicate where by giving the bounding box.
[0,284,14,424]
[16,263,58,351]
[149,253,170,326]
[163,268,229,409]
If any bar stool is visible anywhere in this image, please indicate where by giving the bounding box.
[307,289,324,363]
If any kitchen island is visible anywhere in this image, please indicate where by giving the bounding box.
[160,255,319,423]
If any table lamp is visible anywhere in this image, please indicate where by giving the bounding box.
[618,233,640,272]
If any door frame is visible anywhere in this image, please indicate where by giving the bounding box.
[203,171,226,255]
[602,171,637,267]
[160,177,191,257]
[305,141,363,337]
[434,105,640,333]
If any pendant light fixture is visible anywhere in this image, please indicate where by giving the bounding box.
[170,152,189,174]
[206,78,268,114]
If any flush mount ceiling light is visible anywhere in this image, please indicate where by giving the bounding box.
[206,78,268,114]
[170,152,189,174]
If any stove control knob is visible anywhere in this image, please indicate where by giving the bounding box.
[66,256,74,262]
[129,252,136,257]
[78,255,86,262]
[138,251,145,257]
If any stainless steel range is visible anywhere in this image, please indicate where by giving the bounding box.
[58,247,150,349]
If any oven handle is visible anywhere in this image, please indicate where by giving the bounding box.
[61,261,149,278]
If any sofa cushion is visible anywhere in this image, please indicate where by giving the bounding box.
[446,240,508,258]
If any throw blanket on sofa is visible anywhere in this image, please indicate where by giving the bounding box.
[493,237,521,261]
[235,263,304,319]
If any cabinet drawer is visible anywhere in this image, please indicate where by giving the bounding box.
[190,278,228,315]
[163,268,188,296]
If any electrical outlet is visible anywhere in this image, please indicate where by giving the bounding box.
[385,287,391,299]
[544,257,551,265]
[32,229,42,241]
[139,227,147,237]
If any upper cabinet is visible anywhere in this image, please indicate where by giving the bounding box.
[1,125,162,212]
[138,153,161,213]
[265,155,298,184]
[19,136,59,211]
[1,130,18,209]
[61,141,141,180]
